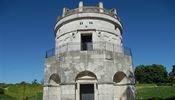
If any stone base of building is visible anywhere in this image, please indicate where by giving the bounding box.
[43,83,135,100]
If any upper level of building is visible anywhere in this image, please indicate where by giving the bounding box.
[48,1,129,58]
[57,2,120,21]
[54,1,123,36]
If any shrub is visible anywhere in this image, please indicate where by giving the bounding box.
[156,83,173,86]
[148,97,164,100]
[0,87,5,94]
[0,83,9,88]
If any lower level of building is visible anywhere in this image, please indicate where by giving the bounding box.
[43,47,135,100]
[43,80,135,100]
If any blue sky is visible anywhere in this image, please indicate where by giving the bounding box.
[0,0,175,83]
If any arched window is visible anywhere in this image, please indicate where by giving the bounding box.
[75,71,97,100]
[49,73,61,84]
[75,71,97,81]
[113,71,127,83]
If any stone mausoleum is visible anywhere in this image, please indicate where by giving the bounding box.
[43,1,135,100]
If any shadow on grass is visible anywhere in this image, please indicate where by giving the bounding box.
[141,97,175,100]
[0,94,15,100]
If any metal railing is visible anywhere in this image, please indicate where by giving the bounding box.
[45,42,131,58]
[58,7,119,21]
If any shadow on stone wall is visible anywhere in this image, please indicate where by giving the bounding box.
[120,86,135,100]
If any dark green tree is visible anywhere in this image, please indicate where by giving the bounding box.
[0,87,4,94]
[135,65,146,83]
[20,81,27,85]
[135,64,168,83]
[172,65,175,76]
[169,65,175,83]
[31,79,39,85]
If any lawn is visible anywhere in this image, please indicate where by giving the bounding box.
[0,94,15,100]
[0,84,42,100]
[1,84,175,100]
[136,84,175,100]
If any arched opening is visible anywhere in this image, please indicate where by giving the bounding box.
[75,71,97,81]
[75,71,97,100]
[47,73,61,100]
[113,71,127,83]
[49,73,61,85]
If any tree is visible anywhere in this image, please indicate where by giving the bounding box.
[169,65,175,82]
[0,87,4,94]
[135,64,168,83]
[172,65,175,76]
[40,79,44,85]
[134,65,146,83]
[20,81,27,85]
[31,79,39,85]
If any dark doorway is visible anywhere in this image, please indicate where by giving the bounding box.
[81,34,92,50]
[80,84,94,100]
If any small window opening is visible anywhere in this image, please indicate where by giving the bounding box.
[81,34,92,51]
[89,21,93,24]
[80,22,83,25]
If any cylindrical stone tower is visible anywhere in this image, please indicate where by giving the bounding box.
[43,1,135,100]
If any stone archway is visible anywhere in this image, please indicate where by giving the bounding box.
[49,73,61,85]
[113,71,128,100]
[113,71,127,83]
[47,73,61,100]
[75,71,98,100]
[75,71,97,81]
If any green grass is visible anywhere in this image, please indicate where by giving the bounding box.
[136,84,175,100]
[0,84,43,100]
[1,83,175,100]
[0,94,15,100]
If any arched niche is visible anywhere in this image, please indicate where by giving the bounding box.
[49,73,61,85]
[75,70,97,81]
[113,71,127,83]
[75,71,98,100]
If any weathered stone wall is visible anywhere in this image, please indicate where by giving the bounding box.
[45,51,133,84]
[55,14,123,52]
[43,50,134,100]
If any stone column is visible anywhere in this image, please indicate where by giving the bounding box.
[98,2,104,12]
[76,83,80,100]
[79,1,83,12]
[94,83,98,100]
[62,7,66,17]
